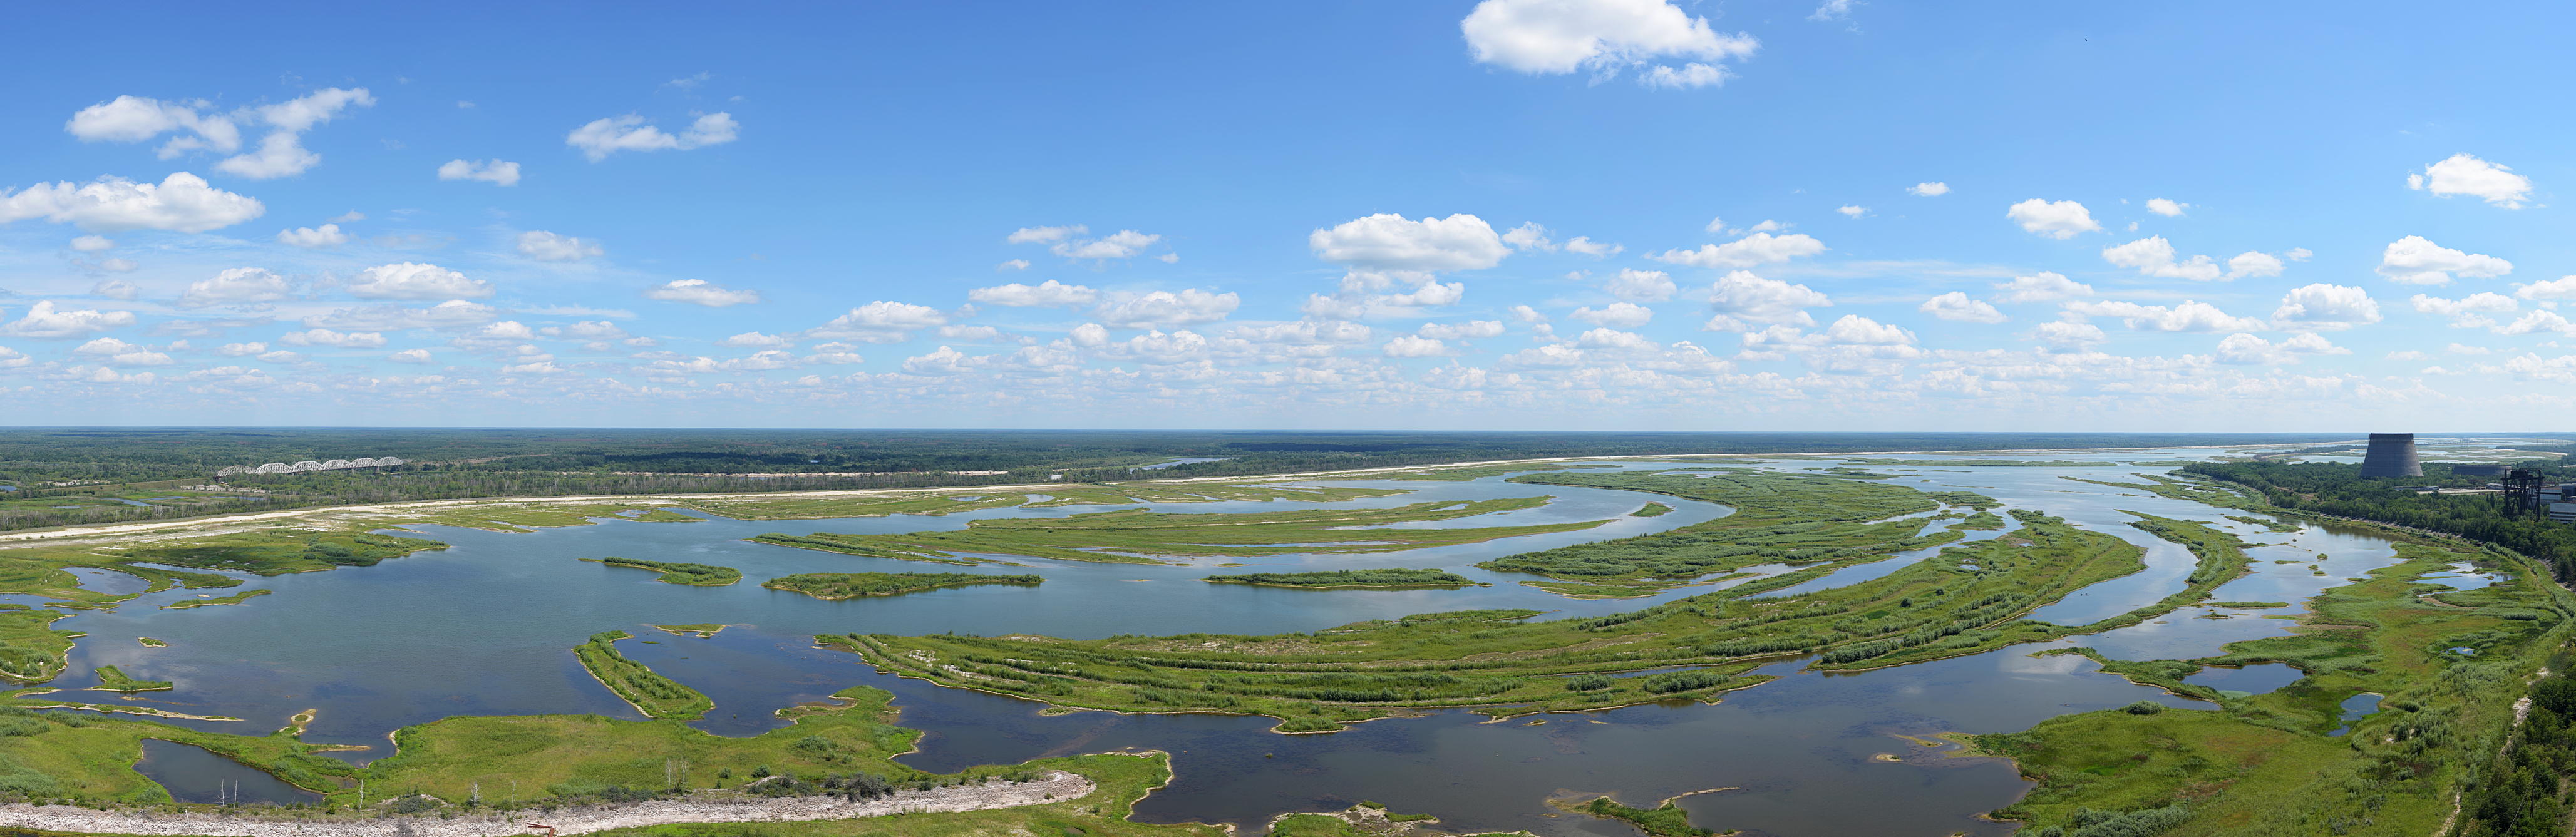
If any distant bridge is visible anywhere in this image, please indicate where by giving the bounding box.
[214,457,407,477]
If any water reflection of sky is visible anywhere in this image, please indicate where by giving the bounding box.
[32,442,2505,833]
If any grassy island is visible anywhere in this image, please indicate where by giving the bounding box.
[1203,568,1483,588]
[90,665,172,692]
[1629,502,1674,517]
[572,630,714,719]
[763,572,1043,599]
[1565,795,1711,836]
[751,497,1610,566]
[1474,470,1972,597]
[136,637,165,647]
[162,588,272,609]
[582,557,742,585]
[829,509,2245,731]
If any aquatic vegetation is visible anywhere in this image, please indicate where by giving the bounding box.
[683,481,1408,520]
[1629,502,1674,517]
[1952,510,2007,530]
[1203,568,1481,588]
[1970,535,2575,836]
[582,557,742,585]
[1476,470,1964,597]
[1845,458,2116,468]
[88,665,171,692]
[763,572,1043,599]
[651,623,729,637]
[0,608,76,683]
[752,498,1608,565]
[160,588,273,609]
[839,510,2192,727]
[572,630,714,720]
[135,637,165,647]
[111,529,448,575]
[1571,795,1711,836]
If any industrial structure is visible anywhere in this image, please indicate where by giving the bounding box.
[214,457,406,477]
[2357,433,2422,478]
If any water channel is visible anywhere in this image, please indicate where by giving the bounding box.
[31,448,2494,834]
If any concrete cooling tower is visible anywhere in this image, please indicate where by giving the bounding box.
[2357,433,2422,478]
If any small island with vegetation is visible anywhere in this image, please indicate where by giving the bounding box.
[1202,568,1485,589]
[581,557,741,586]
[162,588,272,609]
[571,630,713,719]
[90,665,172,692]
[763,572,1044,600]
[1630,502,1674,517]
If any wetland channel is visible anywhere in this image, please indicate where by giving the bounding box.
[35,451,2461,836]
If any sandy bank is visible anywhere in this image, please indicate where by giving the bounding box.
[0,770,1092,836]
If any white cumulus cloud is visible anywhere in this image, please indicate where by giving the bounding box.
[1989,272,2094,304]
[2376,235,2512,285]
[349,262,493,300]
[2145,198,2187,217]
[91,279,140,299]
[2409,292,2520,329]
[1460,0,1758,89]
[0,172,264,232]
[1907,182,1949,197]
[178,267,291,309]
[2063,300,2267,332]
[1,301,138,339]
[1704,270,1830,331]
[2214,332,2348,365]
[302,300,500,331]
[2005,198,2100,239]
[2101,236,2223,280]
[1096,289,1240,329]
[1919,292,2006,324]
[276,223,350,248]
[1569,302,1654,328]
[1311,213,1508,272]
[438,159,522,186]
[1836,205,1867,218]
[386,348,435,364]
[969,280,1099,307]
[2271,284,2383,331]
[808,301,949,344]
[1051,230,1161,260]
[1651,232,1827,269]
[2408,153,2533,208]
[1601,268,1676,302]
[566,113,739,162]
[1383,336,1452,357]
[2513,277,2576,301]
[642,279,760,307]
[517,230,604,262]
[278,328,386,348]
[2030,321,2108,352]
[1418,320,1505,340]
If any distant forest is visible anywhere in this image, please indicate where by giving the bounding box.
[0,427,2520,533]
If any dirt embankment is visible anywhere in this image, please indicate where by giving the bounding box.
[0,771,1092,836]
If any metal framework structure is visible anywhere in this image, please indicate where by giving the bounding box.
[2503,467,2548,516]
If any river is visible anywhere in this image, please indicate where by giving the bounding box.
[38,446,2488,835]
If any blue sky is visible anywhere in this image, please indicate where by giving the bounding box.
[1,1,2570,430]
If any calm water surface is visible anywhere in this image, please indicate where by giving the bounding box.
[36,449,2439,834]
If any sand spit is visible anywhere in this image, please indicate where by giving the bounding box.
[0,770,1092,836]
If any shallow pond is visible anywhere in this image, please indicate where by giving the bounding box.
[2183,662,2305,697]
[131,740,322,805]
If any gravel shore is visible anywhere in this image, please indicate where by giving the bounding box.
[0,771,1093,836]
